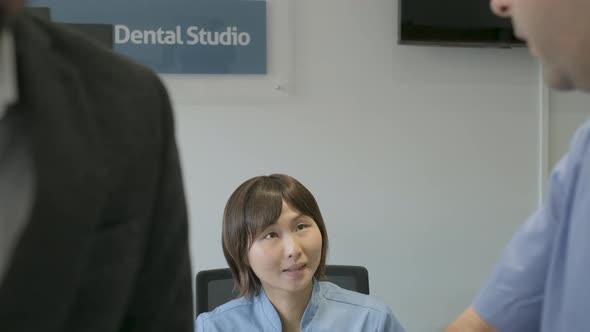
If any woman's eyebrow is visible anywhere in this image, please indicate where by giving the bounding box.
[290,213,305,223]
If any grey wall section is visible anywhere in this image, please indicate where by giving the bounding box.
[170,0,541,331]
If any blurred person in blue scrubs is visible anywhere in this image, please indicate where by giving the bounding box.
[196,174,405,332]
[446,0,590,331]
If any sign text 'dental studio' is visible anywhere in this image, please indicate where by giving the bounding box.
[26,0,267,74]
[114,25,252,46]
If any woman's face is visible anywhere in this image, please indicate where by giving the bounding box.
[247,200,323,298]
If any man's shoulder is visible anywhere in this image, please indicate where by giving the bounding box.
[555,117,590,187]
[14,13,173,152]
[24,14,160,93]
[570,118,590,157]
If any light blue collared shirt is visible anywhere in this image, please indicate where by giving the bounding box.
[196,281,405,332]
[474,118,590,331]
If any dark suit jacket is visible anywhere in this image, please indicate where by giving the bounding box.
[0,13,194,332]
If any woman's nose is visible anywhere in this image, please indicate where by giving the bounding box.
[490,0,513,18]
[285,236,302,259]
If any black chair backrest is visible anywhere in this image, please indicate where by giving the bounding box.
[195,265,369,317]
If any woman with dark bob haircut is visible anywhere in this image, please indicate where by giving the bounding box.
[196,174,405,332]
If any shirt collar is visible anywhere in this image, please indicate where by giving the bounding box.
[0,28,18,120]
[300,280,321,329]
[257,279,321,331]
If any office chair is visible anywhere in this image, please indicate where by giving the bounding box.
[195,265,369,317]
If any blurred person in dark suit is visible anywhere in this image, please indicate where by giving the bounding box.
[0,1,193,331]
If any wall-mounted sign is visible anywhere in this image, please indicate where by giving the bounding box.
[27,0,267,74]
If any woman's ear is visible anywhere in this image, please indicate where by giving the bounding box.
[244,232,254,268]
[243,250,251,267]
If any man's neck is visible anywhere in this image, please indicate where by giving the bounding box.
[264,283,314,332]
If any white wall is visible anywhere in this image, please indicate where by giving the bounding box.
[167,0,545,331]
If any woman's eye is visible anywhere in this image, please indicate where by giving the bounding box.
[263,232,278,239]
[296,223,308,231]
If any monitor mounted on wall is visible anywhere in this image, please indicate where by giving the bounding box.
[399,0,525,47]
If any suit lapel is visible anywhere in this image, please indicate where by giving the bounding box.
[0,14,106,330]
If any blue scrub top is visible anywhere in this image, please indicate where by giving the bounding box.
[196,280,405,332]
[474,120,590,331]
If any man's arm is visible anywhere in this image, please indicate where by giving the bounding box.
[444,127,581,332]
[443,182,560,332]
[445,307,497,332]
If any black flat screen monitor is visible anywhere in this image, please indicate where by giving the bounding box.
[399,0,525,47]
